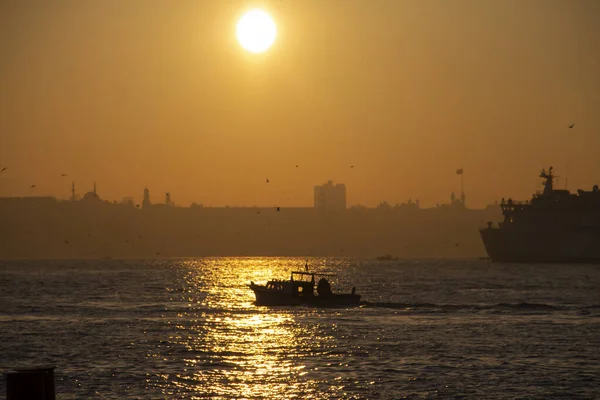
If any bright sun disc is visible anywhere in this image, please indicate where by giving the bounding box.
[236,9,277,53]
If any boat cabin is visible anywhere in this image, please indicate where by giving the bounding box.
[263,271,316,297]
[262,271,336,298]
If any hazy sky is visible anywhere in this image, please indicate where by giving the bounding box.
[1,0,600,207]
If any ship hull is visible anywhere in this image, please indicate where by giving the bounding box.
[480,227,600,263]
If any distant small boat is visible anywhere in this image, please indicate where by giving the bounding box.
[249,267,360,307]
[376,254,398,261]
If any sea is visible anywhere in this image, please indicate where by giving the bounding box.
[0,258,599,399]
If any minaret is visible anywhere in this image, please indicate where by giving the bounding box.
[165,192,171,206]
[71,181,76,202]
[93,181,97,196]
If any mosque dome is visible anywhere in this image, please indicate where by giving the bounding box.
[81,182,100,202]
[82,191,99,202]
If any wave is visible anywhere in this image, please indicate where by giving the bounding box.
[359,301,573,312]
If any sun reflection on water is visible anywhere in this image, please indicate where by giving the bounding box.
[150,257,347,399]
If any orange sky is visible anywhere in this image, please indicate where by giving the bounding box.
[1,0,600,208]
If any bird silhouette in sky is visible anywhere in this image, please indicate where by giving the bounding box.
[1,167,6,173]
[295,165,299,168]
[266,178,270,183]
[569,123,575,128]
[61,173,68,177]
[30,184,36,188]
[349,165,354,168]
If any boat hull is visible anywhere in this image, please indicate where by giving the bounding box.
[480,227,600,263]
[250,283,361,307]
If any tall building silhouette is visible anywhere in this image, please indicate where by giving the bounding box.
[142,187,151,209]
[314,180,346,210]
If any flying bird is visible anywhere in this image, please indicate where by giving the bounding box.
[295,165,299,168]
[1,167,6,173]
[569,124,575,128]
[349,165,354,168]
[61,173,68,177]
[30,184,36,188]
[266,178,270,183]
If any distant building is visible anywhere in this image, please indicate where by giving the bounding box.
[81,182,100,203]
[440,191,466,210]
[165,192,172,206]
[142,187,151,209]
[395,198,420,210]
[120,197,134,206]
[314,180,346,210]
[377,201,392,211]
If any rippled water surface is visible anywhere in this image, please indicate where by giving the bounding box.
[1,258,599,399]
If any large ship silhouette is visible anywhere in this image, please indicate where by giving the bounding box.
[480,167,600,263]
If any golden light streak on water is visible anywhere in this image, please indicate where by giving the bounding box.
[158,257,342,398]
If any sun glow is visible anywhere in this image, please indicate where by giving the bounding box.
[236,9,277,53]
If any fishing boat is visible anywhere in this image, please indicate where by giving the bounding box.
[249,266,360,307]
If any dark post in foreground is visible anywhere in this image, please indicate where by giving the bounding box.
[5,366,56,400]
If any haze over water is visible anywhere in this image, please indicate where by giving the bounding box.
[1,258,599,399]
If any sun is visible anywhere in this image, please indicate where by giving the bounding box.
[236,9,277,54]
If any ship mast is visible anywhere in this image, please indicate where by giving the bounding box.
[539,166,555,196]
